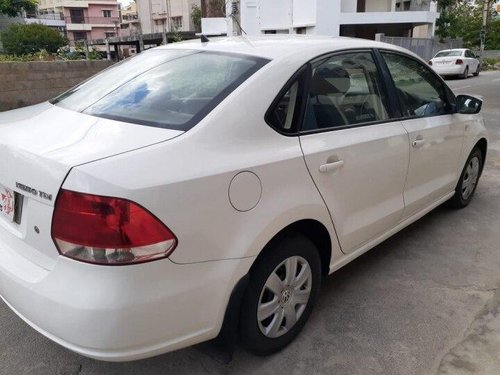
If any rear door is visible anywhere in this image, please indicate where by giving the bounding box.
[298,51,409,254]
[465,50,479,72]
[380,51,465,219]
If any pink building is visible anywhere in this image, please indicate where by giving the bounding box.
[39,0,120,46]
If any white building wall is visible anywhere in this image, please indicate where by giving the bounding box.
[228,0,437,38]
[341,0,356,13]
[365,0,392,12]
[312,0,340,36]
[293,0,316,27]
[259,0,290,30]
[240,1,260,35]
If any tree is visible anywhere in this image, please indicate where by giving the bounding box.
[436,0,500,49]
[1,23,67,55]
[0,0,37,17]
[191,4,202,32]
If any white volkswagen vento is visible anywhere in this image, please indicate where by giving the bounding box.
[0,36,488,361]
[429,48,481,79]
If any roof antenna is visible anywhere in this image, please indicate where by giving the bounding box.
[200,34,210,43]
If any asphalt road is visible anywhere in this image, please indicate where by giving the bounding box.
[1,71,499,375]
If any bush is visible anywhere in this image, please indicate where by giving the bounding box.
[0,23,67,55]
[482,57,500,71]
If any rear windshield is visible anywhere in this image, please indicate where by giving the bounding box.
[435,51,463,58]
[52,49,269,130]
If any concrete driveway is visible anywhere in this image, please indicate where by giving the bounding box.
[1,71,499,375]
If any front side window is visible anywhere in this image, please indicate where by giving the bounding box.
[52,50,268,130]
[382,52,452,118]
[303,51,390,131]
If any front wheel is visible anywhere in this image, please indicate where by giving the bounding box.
[448,147,483,208]
[473,65,480,77]
[239,235,321,355]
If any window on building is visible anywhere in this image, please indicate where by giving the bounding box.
[105,32,115,38]
[70,8,85,24]
[73,31,87,41]
[171,16,182,30]
[295,27,306,35]
[264,30,277,34]
[102,10,112,18]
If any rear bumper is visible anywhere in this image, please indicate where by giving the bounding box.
[0,236,254,361]
[433,65,466,76]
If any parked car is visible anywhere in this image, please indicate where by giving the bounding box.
[0,36,487,361]
[429,48,481,79]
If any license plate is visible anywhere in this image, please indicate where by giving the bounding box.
[0,185,15,222]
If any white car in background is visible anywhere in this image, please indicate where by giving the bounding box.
[0,36,488,361]
[429,48,481,79]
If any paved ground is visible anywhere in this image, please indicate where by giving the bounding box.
[1,71,499,375]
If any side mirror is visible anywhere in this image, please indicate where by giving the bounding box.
[456,95,482,114]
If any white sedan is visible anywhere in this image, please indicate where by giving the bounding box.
[429,48,481,79]
[0,36,488,361]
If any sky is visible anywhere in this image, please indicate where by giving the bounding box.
[118,0,132,8]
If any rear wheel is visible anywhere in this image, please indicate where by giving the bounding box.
[448,147,483,208]
[239,235,321,355]
[461,66,469,79]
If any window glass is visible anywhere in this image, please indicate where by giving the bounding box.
[52,50,268,130]
[435,50,462,58]
[267,81,300,131]
[382,52,450,118]
[303,52,389,131]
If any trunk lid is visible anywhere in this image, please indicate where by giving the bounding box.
[0,102,182,269]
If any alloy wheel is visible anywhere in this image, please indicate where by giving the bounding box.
[257,256,312,338]
[462,156,480,200]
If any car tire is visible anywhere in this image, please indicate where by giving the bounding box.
[473,65,480,77]
[239,235,322,355]
[462,66,469,79]
[448,147,483,209]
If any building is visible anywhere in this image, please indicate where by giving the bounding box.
[225,0,440,40]
[120,1,140,36]
[136,0,200,34]
[24,13,66,35]
[38,0,120,46]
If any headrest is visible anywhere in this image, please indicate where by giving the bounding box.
[310,65,351,96]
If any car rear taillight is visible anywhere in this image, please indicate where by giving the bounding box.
[428,60,433,65]
[456,59,464,65]
[52,190,177,265]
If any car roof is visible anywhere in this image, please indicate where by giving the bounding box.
[156,35,414,61]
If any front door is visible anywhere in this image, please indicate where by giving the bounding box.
[380,51,465,218]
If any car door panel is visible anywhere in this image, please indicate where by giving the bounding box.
[401,115,465,217]
[300,124,409,253]
[381,51,466,219]
[297,51,410,254]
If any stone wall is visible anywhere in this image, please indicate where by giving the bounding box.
[0,60,114,112]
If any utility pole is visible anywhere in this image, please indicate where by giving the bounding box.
[201,0,208,18]
[480,0,488,56]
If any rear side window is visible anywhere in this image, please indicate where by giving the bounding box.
[52,50,269,130]
[303,51,390,131]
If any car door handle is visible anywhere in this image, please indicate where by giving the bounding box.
[412,139,425,148]
[319,160,344,173]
